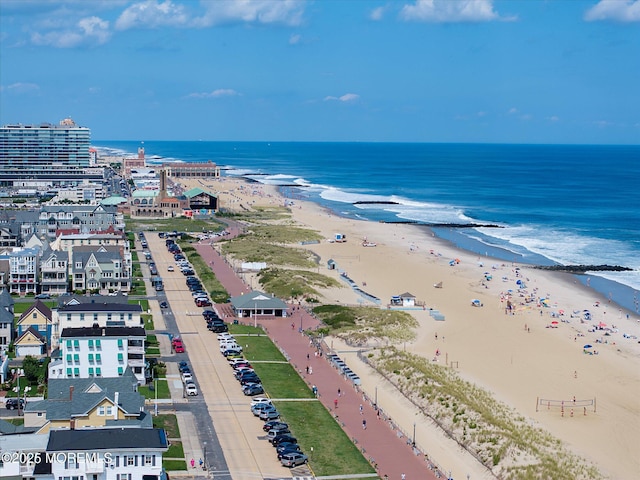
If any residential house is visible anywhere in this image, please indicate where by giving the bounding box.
[40,248,69,294]
[0,430,49,478]
[15,300,53,356]
[0,288,14,351]
[49,326,146,384]
[24,370,149,431]
[70,246,131,293]
[47,427,168,480]
[0,225,19,248]
[8,246,40,295]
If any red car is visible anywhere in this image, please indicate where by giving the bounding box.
[172,338,185,353]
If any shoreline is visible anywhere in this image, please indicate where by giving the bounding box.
[178,175,639,479]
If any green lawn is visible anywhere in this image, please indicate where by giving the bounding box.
[252,363,314,399]
[165,441,185,459]
[275,400,376,477]
[162,459,187,471]
[138,379,170,399]
[13,300,56,315]
[153,414,180,438]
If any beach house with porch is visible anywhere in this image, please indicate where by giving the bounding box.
[230,291,289,318]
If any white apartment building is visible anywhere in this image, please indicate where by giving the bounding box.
[49,326,146,385]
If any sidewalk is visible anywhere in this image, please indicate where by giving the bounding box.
[195,241,442,480]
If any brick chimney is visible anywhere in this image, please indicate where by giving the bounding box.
[69,385,74,401]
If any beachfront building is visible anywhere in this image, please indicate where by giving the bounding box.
[123,146,147,177]
[184,186,218,213]
[164,160,220,178]
[50,325,146,384]
[230,290,289,318]
[0,118,91,168]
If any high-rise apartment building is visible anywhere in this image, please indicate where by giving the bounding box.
[0,117,91,167]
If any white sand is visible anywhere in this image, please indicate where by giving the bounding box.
[188,177,640,480]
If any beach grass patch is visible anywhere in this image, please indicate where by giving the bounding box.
[257,267,341,300]
[178,241,229,303]
[220,206,291,222]
[313,305,418,344]
[222,236,317,268]
[368,348,603,480]
[273,400,376,476]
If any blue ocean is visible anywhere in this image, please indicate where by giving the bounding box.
[96,141,640,313]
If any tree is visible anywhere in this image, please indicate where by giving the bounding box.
[22,356,40,384]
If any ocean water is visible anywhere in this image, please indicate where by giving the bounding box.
[96,141,640,313]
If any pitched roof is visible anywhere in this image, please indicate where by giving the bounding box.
[19,300,52,323]
[0,288,13,308]
[47,427,168,451]
[15,326,46,345]
[230,290,288,310]
[184,187,217,198]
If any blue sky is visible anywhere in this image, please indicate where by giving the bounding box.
[1,0,639,144]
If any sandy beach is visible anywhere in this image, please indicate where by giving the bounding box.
[182,176,640,479]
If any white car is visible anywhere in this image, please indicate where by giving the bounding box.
[182,372,193,383]
[220,342,241,353]
[217,333,234,341]
[185,384,198,396]
[218,335,235,343]
[250,397,272,407]
[167,265,174,272]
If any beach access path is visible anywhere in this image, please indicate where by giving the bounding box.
[194,240,442,480]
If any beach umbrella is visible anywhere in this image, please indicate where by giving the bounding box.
[583,344,592,349]
[551,320,559,325]
[598,322,607,328]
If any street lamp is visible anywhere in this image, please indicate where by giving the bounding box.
[374,386,378,409]
[154,376,158,416]
[203,441,207,471]
[412,422,416,447]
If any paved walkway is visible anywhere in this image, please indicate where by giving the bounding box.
[194,240,442,480]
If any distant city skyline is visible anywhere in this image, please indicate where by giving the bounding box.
[1,0,638,144]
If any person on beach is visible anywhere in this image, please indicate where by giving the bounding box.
[360,404,363,414]
[338,388,341,397]
[362,418,367,429]
[334,398,338,409]
[190,458,195,468]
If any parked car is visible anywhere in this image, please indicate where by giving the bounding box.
[5,398,25,410]
[250,397,272,407]
[239,374,261,386]
[270,434,297,446]
[243,384,264,396]
[280,452,308,467]
[160,301,169,309]
[267,427,291,440]
[35,293,51,299]
[251,402,275,416]
[185,384,198,396]
[263,421,288,432]
[275,442,300,456]
[259,409,280,421]
[222,348,243,357]
[167,265,174,272]
[173,339,185,353]
[277,444,302,460]
[182,372,193,383]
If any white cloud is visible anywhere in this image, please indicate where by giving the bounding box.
[187,89,240,99]
[3,82,40,93]
[584,0,640,22]
[31,16,110,47]
[400,0,513,23]
[507,107,518,115]
[547,115,560,122]
[115,0,189,30]
[196,0,306,27]
[289,33,301,45]
[324,93,360,103]
[370,6,386,21]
